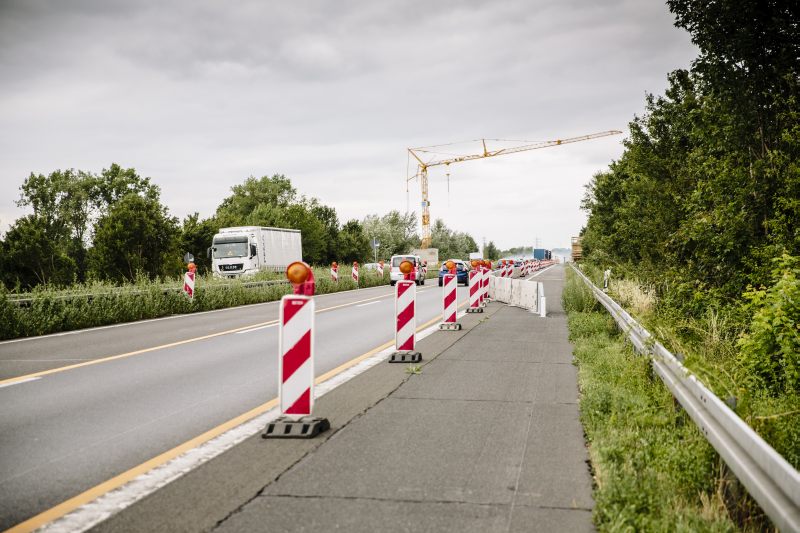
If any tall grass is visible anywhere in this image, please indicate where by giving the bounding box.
[564,269,737,531]
[0,266,392,340]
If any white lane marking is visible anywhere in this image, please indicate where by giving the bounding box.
[525,264,557,281]
[355,301,381,307]
[0,284,395,346]
[234,324,279,335]
[0,376,41,389]
[41,315,460,533]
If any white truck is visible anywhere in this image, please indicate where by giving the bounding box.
[209,226,302,278]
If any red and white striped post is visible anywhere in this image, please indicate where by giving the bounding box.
[279,294,314,416]
[183,270,195,300]
[377,260,384,277]
[480,265,488,305]
[466,265,483,314]
[389,260,421,363]
[483,261,493,302]
[439,261,461,330]
[331,261,338,282]
[352,261,359,286]
[263,261,329,439]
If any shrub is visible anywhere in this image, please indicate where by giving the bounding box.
[737,255,800,396]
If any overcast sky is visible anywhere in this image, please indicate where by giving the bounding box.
[0,0,697,251]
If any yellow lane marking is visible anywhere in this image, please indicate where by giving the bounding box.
[4,313,445,533]
[0,291,397,388]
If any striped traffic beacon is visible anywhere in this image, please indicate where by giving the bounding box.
[377,260,384,277]
[183,262,196,300]
[263,261,330,439]
[466,260,483,314]
[352,261,359,286]
[439,260,461,330]
[389,260,421,363]
[330,261,338,282]
[483,260,493,303]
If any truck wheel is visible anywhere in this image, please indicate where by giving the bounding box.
[390,281,396,286]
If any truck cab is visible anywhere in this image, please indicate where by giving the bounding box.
[210,231,260,278]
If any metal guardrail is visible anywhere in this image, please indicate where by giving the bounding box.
[5,279,290,307]
[569,264,800,532]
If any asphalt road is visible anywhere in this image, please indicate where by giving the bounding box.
[0,279,469,530]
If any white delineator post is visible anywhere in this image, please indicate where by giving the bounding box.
[183,271,195,300]
[538,281,546,317]
[466,270,483,313]
[389,280,421,363]
[439,273,461,330]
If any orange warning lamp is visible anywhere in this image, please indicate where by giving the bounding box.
[399,260,414,280]
[332,261,338,268]
[470,259,478,268]
[286,261,315,296]
[187,262,197,273]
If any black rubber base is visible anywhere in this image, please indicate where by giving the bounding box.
[465,307,483,313]
[389,351,422,363]
[262,416,330,439]
[439,322,462,331]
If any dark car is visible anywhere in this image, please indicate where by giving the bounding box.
[438,260,470,286]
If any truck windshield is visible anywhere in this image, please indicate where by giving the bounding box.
[213,238,248,259]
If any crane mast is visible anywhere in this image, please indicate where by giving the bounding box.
[407,130,622,249]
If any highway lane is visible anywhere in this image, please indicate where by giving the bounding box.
[0,280,469,530]
[0,282,413,381]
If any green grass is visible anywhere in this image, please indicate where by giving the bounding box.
[0,266,393,340]
[564,269,738,532]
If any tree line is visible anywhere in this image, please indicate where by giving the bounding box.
[581,0,798,309]
[0,169,482,289]
[580,0,799,396]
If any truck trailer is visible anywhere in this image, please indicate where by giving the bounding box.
[533,248,552,261]
[209,226,302,278]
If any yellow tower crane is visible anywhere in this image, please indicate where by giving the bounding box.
[407,130,623,248]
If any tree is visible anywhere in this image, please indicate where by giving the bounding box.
[362,211,419,259]
[336,219,371,263]
[16,169,95,281]
[1,215,77,288]
[92,163,160,208]
[7,164,163,286]
[431,218,478,260]
[89,193,180,282]
[179,213,219,274]
[484,241,500,260]
[580,0,800,311]
[215,175,296,227]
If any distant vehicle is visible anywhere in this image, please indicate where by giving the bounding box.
[389,255,425,286]
[438,259,470,286]
[209,226,302,278]
[362,263,380,271]
[533,248,552,260]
